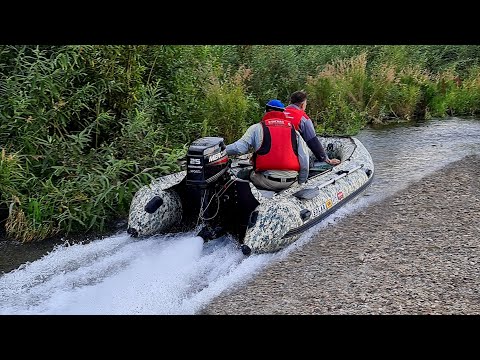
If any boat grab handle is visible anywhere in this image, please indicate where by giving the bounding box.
[313,164,363,190]
[293,165,363,200]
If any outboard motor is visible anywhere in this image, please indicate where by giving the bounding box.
[186,137,232,241]
[186,137,229,188]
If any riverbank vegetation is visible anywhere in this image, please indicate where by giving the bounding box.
[1,45,480,242]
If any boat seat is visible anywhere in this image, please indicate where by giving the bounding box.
[312,161,333,171]
[293,187,320,200]
[308,161,333,179]
[258,189,276,198]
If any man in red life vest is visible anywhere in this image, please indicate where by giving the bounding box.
[284,90,341,166]
[226,99,310,191]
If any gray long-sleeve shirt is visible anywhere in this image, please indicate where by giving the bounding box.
[226,123,309,183]
[285,104,328,162]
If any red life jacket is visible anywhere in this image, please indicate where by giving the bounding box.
[284,105,310,131]
[254,111,300,172]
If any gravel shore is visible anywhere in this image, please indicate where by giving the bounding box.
[201,154,480,315]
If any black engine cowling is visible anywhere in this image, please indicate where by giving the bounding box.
[186,137,229,188]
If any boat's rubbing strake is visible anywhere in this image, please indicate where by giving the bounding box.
[242,153,374,253]
[283,172,374,237]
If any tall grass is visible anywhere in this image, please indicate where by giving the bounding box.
[306,53,368,135]
[200,65,259,143]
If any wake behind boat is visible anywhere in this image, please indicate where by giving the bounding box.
[127,135,374,254]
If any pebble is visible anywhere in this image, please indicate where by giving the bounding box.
[202,155,480,315]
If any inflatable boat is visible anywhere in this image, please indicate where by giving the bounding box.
[127,135,374,254]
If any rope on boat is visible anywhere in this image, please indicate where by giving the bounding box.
[197,176,237,223]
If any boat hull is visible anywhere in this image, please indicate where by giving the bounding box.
[127,136,374,254]
[127,172,186,237]
[244,167,373,253]
[240,136,374,253]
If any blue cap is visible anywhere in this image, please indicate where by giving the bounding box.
[265,99,285,111]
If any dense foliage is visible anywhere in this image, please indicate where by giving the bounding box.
[1,45,479,242]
